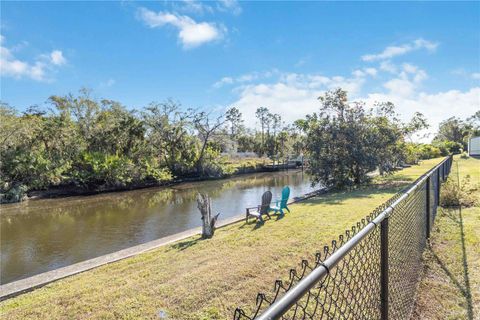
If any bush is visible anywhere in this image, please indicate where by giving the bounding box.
[140,157,173,183]
[0,184,28,203]
[403,143,442,165]
[199,147,235,178]
[71,152,135,188]
[440,175,478,207]
[433,140,463,155]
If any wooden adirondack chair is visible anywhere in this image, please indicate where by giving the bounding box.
[246,191,273,222]
[271,186,290,215]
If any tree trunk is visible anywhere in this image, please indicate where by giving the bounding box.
[196,132,210,176]
[196,193,220,239]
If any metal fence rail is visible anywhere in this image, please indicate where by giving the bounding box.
[234,156,453,320]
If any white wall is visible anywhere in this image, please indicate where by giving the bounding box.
[468,136,480,156]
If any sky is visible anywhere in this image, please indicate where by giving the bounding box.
[1,1,479,141]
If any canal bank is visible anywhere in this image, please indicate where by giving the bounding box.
[24,161,299,201]
[0,187,326,300]
[1,170,314,285]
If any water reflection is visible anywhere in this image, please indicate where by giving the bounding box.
[0,170,313,284]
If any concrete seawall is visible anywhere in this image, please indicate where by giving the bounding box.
[0,187,326,301]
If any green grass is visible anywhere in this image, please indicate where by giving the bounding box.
[224,157,268,170]
[0,158,447,320]
[412,156,480,319]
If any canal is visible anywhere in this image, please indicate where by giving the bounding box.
[0,170,314,284]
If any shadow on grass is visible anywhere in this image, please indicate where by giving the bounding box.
[429,206,473,320]
[374,173,415,183]
[299,186,405,207]
[171,238,200,251]
[238,219,266,231]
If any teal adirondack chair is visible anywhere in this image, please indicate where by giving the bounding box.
[272,186,290,215]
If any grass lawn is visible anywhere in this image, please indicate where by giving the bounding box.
[0,158,447,320]
[224,157,269,171]
[412,156,480,320]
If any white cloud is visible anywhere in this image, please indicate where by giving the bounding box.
[380,60,397,73]
[233,82,321,128]
[352,67,377,78]
[217,0,242,15]
[213,70,279,88]
[226,61,477,142]
[451,69,480,81]
[175,0,214,15]
[362,88,480,141]
[0,35,66,81]
[383,78,417,98]
[100,78,116,87]
[364,68,377,77]
[232,74,478,142]
[362,38,439,62]
[173,0,242,15]
[379,63,428,98]
[213,76,234,88]
[229,71,367,127]
[50,50,67,66]
[137,8,225,48]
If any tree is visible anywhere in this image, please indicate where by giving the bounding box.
[196,193,220,239]
[305,89,405,189]
[403,111,429,142]
[432,113,480,154]
[225,107,244,152]
[0,90,240,201]
[194,112,226,175]
[465,111,480,138]
[255,107,269,155]
[266,113,282,158]
[433,117,468,148]
[143,100,196,175]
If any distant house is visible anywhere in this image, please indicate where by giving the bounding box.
[468,136,480,156]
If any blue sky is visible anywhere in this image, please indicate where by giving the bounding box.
[1,1,479,140]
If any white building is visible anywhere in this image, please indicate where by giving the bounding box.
[468,136,480,156]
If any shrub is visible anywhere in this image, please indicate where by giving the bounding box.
[71,152,135,188]
[440,175,478,207]
[140,157,173,183]
[0,184,28,203]
[403,143,443,165]
[433,140,463,155]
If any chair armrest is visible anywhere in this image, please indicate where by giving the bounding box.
[246,206,260,214]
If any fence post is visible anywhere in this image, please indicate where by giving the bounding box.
[442,162,445,181]
[380,217,389,320]
[436,166,440,203]
[426,176,431,239]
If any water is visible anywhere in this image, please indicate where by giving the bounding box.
[0,170,314,284]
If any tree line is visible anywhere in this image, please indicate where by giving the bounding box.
[1,88,478,202]
[0,89,304,202]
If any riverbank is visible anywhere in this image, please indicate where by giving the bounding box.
[412,157,480,319]
[7,158,280,203]
[0,158,446,319]
[0,187,326,300]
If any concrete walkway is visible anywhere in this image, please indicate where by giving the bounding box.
[0,188,325,301]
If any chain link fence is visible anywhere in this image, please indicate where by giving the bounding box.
[234,156,453,320]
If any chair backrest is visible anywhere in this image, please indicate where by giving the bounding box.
[259,191,272,214]
[280,186,290,208]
